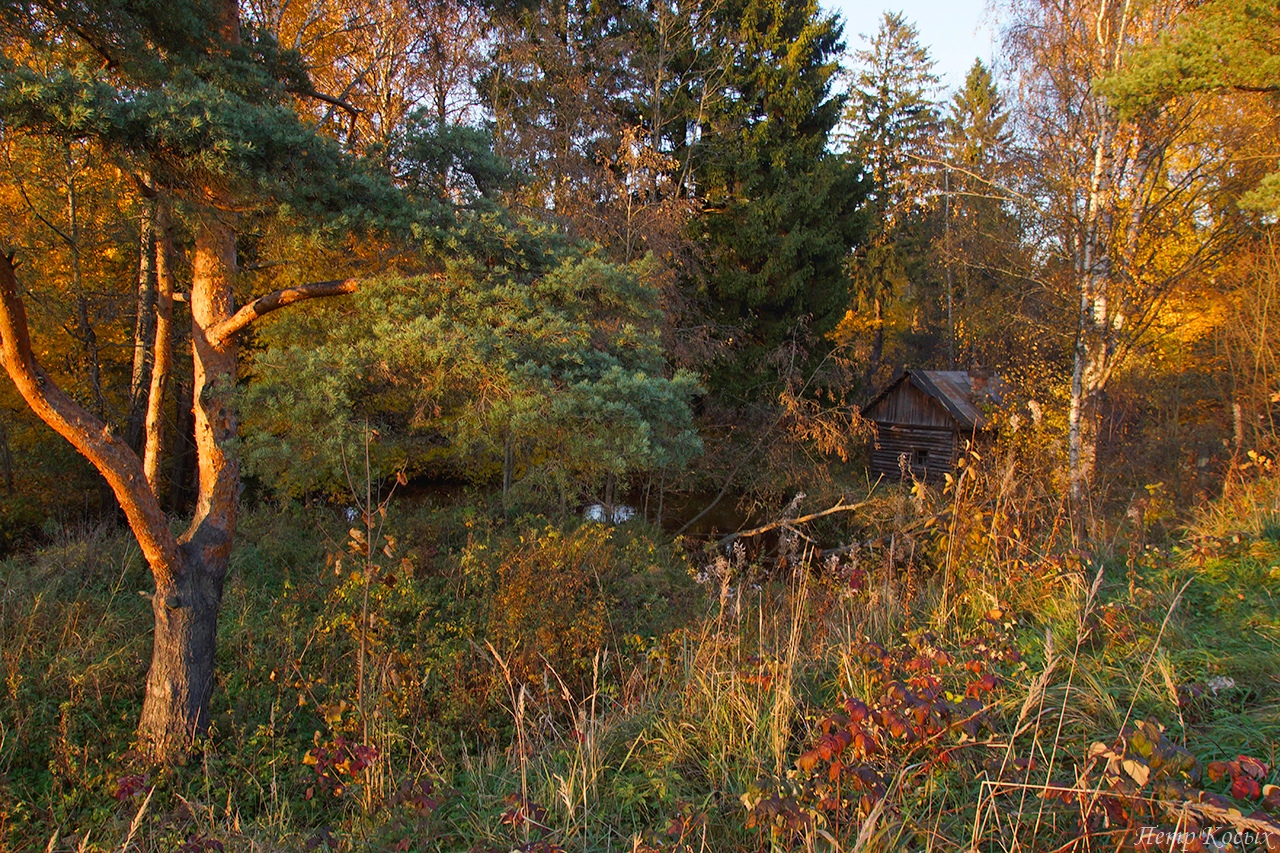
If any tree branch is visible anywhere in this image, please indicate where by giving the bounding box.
[208,279,359,345]
[316,63,376,131]
[0,252,180,585]
[291,87,362,116]
[719,498,875,547]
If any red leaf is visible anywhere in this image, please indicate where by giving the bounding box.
[820,713,848,734]
[1199,790,1232,809]
[113,774,148,801]
[844,698,870,723]
[1238,755,1270,780]
[905,655,933,673]
[833,729,852,755]
[966,673,999,698]
[1232,775,1263,801]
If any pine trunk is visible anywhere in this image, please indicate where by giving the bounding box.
[137,551,225,756]
[0,127,357,763]
[127,192,157,452]
[137,214,239,760]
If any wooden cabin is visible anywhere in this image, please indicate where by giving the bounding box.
[863,369,1002,481]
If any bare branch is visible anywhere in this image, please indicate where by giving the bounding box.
[0,252,180,585]
[719,498,875,547]
[12,175,74,247]
[316,61,377,131]
[292,86,362,117]
[208,279,359,345]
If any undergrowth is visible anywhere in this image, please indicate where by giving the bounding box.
[0,454,1278,851]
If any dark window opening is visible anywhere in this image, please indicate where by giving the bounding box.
[913,449,930,467]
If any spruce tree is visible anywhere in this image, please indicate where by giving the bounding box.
[843,11,940,228]
[693,0,867,396]
[841,11,941,386]
[940,59,1019,366]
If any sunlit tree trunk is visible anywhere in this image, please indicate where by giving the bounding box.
[126,187,157,452]
[0,209,358,758]
[143,196,174,493]
[136,212,239,753]
[1068,116,1115,503]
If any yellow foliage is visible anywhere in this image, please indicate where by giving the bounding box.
[826,309,878,349]
[486,524,618,688]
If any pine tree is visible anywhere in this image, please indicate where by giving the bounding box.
[0,0,408,758]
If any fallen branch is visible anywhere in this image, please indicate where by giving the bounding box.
[818,510,953,557]
[719,497,875,547]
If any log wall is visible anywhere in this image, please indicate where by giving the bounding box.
[869,424,958,482]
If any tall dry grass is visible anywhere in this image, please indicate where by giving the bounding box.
[2,450,1278,851]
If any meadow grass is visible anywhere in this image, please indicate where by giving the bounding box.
[0,465,1277,852]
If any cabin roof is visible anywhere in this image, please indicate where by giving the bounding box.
[864,370,1003,431]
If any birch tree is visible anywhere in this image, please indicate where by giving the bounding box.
[1004,0,1241,501]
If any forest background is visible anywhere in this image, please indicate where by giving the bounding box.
[1,0,1279,850]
